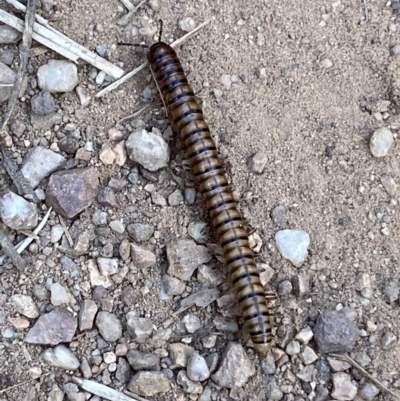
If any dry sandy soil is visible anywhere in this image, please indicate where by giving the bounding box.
[1,0,400,400]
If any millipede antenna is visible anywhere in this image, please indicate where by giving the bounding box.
[158,19,163,42]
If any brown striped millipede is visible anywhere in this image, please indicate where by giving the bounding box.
[147,37,273,357]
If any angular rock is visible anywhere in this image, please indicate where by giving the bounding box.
[98,187,120,208]
[265,379,284,401]
[331,372,357,401]
[299,345,318,365]
[75,85,91,107]
[167,239,212,281]
[211,342,255,388]
[127,371,170,397]
[381,331,397,350]
[126,349,160,370]
[87,260,112,288]
[381,175,398,196]
[314,311,359,353]
[46,167,99,218]
[97,257,119,276]
[182,313,202,333]
[162,275,185,295]
[58,136,79,154]
[168,189,184,206]
[127,223,154,242]
[250,151,268,174]
[130,243,156,269]
[116,357,133,384]
[114,140,127,166]
[187,352,210,381]
[383,281,399,303]
[169,343,195,368]
[126,314,153,343]
[20,146,65,188]
[9,294,39,318]
[41,345,80,370]
[78,300,98,330]
[10,119,26,137]
[0,61,15,103]
[50,283,74,306]
[126,128,169,171]
[0,190,38,230]
[177,370,202,394]
[37,60,79,93]
[31,112,62,130]
[25,309,77,345]
[275,229,310,267]
[95,311,122,342]
[51,224,64,243]
[99,144,115,165]
[31,91,56,115]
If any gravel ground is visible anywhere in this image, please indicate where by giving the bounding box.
[1,0,400,400]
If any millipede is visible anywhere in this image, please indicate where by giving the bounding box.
[146,29,273,357]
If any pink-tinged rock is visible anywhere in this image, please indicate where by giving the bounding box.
[46,167,99,218]
[9,317,30,329]
[130,244,156,269]
[25,309,77,345]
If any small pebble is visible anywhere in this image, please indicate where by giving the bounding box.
[275,229,310,267]
[381,331,397,349]
[179,17,196,32]
[369,127,394,157]
[320,58,333,68]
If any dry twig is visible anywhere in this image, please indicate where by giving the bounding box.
[0,373,51,395]
[58,215,73,247]
[95,19,210,98]
[0,224,25,270]
[117,0,146,26]
[73,377,150,401]
[330,353,400,400]
[0,0,36,142]
[0,207,52,265]
[2,0,125,79]
[118,105,150,123]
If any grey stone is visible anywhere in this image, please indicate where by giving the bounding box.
[78,300,98,330]
[177,370,202,394]
[97,257,119,276]
[126,128,169,171]
[126,314,153,343]
[116,357,133,384]
[98,187,120,208]
[299,345,318,365]
[0,49,14,65]
[0,190,38,230]
[127,371,170,397]
[168,189,184,206]
[25,309,77,345]
[162,275,185,295]
[383,281,399,303]
[167,239,212,281]
[250,150,268,173]
[126,349,160,370]
[314,311,359,353]
[214,316,239,333]
[37,60,79,93]
[31,91,56,115]
[211,342,255,388]
[10,119,25,137]
[358,382,379,401]
[292,275,309,297]
[58,136,80,154]
[265,379,284,401]
[0,25,21,44]
[9,294,39,318]
[41,345,80,370]
[169,343,195,368]
[271,205,286,226]
[381,331,397,350]
[31,112,62,130]
[278,280,293,296]
[130,244,156,269]
[182,313,202,333]
[331,372,357,401]
[20,146,65,188]
[187,352,210,381]
[286,340,300,355]
[127,223,154,242]
[50,283,73,306]
[95,311,122,342]
[75,85,91,106]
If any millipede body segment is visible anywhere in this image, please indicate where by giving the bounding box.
[147,42,273,357]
